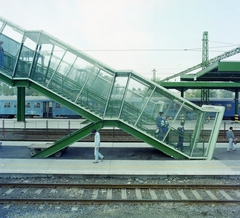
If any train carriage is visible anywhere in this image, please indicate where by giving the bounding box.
[0,96,81,118]
[189,98,238,120]
[0,95,238,120]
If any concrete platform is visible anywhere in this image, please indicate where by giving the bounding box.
[0,158,240,177]
[0,141,240,178]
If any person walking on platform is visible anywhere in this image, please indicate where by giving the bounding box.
[92,129,104,163]
[0,41,4,67]
[156,112,165,140]
[226,126,236,152]
[176,122,185,151]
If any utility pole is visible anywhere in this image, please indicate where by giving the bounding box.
[152,68,156,81]
[201,31,209,105]
[202,31,209,69]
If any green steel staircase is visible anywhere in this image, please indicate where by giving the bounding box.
[0,16,225,160]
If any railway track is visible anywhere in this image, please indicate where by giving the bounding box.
[1,183,240,204]
[0,129,232,142]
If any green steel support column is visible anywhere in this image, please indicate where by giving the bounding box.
[201,89,209,105]
[180,89,184,97]
[235,90,239,123]
[17,87,25,122]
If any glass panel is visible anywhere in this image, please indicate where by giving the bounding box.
[25,102,30,108]
[15,37,37,78]
[34,102,40,108]
[105,76,128,118]
[4,102,10,108]
[1,25,23,44]
[0,17,225,160]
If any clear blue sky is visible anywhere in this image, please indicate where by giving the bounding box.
[0,0,240,80]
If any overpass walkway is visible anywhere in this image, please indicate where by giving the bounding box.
[0,16,224,160]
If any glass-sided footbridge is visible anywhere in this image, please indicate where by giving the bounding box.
[0,16,225,160]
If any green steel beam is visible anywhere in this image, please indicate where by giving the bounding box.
[11,79,101,123]
[17,87,25,121]
[34,118,188,159]
[0,73,233,160]
[11,79,31,87]
[0,21,231,161]
[180,62,240,82]
[180,62,218,81]
[34,120,119,158]
[117,121,188,159]
[159,81,240,90]
[30,82,101,123]
[218,62,240,72]
[33,121,103,158]
[0,73,14,86]
[161,46,240,82]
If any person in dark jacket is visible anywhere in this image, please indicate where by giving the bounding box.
[226,126,236,152]
[176,122,185,151]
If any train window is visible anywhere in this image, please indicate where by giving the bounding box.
[34,102,40,108]
[14,102,17,108]
[56,103,62,108]
[225,104,232,110]
[25,102,30,108]
[4,102,10,108]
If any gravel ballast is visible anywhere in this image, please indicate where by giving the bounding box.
[0,176,240,218]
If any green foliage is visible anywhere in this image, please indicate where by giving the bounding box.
[184,89,201,98]
[218,90,234,98]
[185,89,234,98]
[0,82,16,95]
[0,82,41,96]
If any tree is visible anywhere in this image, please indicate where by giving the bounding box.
[184,89,218,98]
[0,82,41,96]
[218,90,234,98]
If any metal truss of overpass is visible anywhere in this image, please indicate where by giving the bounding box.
[0,16,225,160]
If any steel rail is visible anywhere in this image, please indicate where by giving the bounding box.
[1,183,240,205]
[0,129,232,142]
[0,199,240,204]
[1,183,240,189]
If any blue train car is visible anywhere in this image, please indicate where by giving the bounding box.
[0,95,238,120]
[188,98,238,120]
[0,96,18,118]
[0,96,81,118]
[150,97,238,121]
[53,101,81,118]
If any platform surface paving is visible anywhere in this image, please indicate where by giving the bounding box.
[0,141,239,177]
[1,158,240,177]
